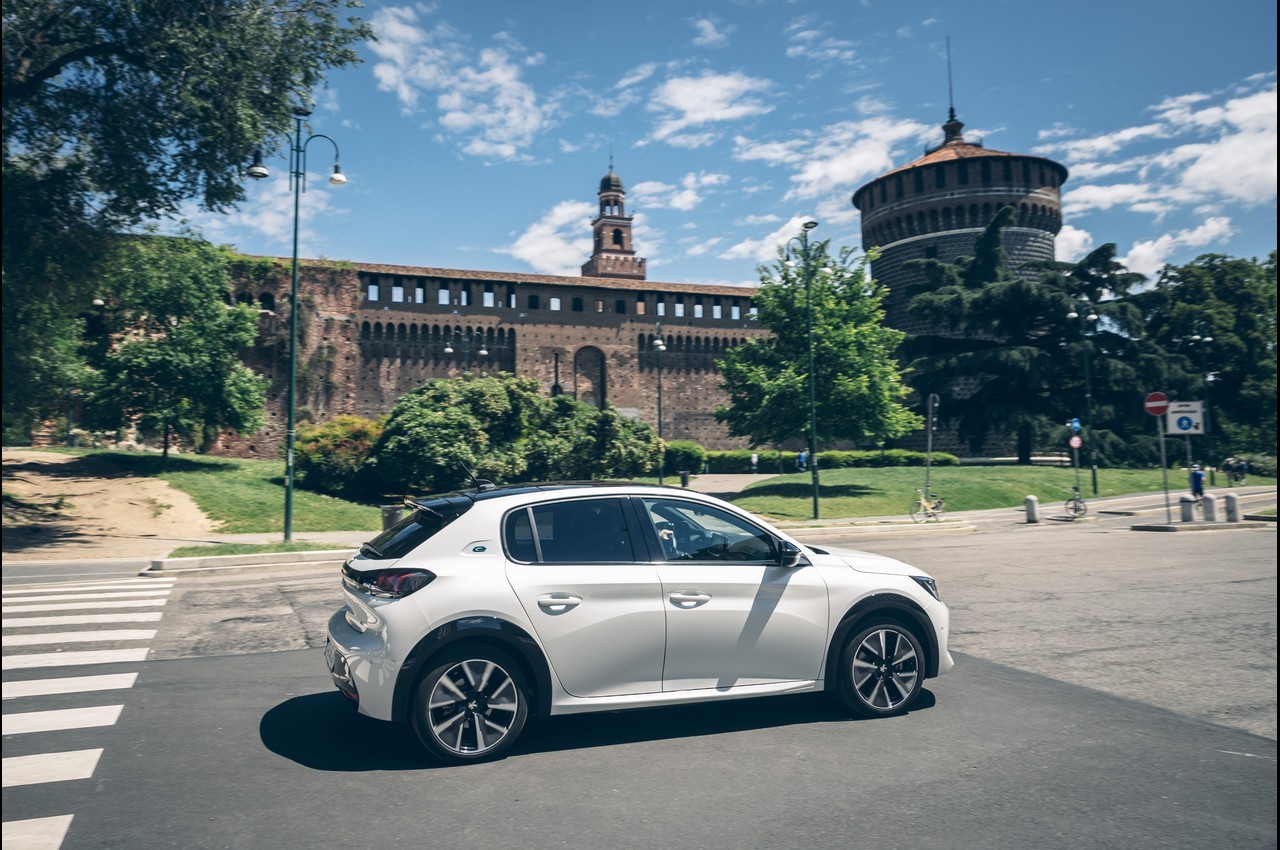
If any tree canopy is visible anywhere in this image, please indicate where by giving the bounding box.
[715,241,920,449]
[366,374,663,494]
[2,0,372,433]
[84,234,267,461]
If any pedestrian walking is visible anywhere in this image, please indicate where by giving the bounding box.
[1223,457,1236,486]
[750,452,759,474]
[796,450,807,472]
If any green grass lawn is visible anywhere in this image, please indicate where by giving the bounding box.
[165,541,356,559]
[41,448,379,533]
[727,465,1275,522]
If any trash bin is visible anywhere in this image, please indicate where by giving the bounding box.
[380,504,405,530]
[678,470,691,488]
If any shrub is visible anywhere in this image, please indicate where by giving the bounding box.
[1235,453,1276,478]
[663,440,707,475]
[295,415,384,501]
[703,448,958,471]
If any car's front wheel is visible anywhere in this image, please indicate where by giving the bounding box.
[411,646,529,764]
[836,620,924,718]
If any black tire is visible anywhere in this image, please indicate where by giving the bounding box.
[835,619,925,718]
[411,646,530,764]
[1065,497,1087,519]
[909,502,924,523]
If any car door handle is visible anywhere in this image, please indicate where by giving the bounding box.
[668,590,711,609]
[536,593,582,614]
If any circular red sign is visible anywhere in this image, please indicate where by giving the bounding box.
[1144,392,1169,416]
[1069,435,1083,448]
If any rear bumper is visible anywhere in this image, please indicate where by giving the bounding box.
[324,607,399,721]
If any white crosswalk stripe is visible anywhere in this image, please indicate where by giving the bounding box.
[3,576,176,848]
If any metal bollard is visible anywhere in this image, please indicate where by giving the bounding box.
[1203,494,1219,522]
[1223,492,1240,522]
[1179,496,1195,523]
[1024,495,1039,524]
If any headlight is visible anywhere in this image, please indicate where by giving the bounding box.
[911,575,940,601]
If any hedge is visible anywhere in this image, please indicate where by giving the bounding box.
[702,447,959,473]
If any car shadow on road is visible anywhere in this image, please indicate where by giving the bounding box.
[259,689,936,771]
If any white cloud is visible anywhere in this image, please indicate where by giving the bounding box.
[737,213,780,226]
[784,19,857,64]
[646,71,774,147]
[718,216,820,263]
[1062,183,1155,215]
[187,172,344,258]
[1120,217,1234,277]
[630,172,728,211]
[368,6,554,162]
[691,18,730,47]
[1056,225,1095,263]
[498,201,594,275]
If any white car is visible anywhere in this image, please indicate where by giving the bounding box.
[325,482,953,764]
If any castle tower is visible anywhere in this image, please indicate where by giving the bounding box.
[581,163,647,280]
[851,111,1068,332]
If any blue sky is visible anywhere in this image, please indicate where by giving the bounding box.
[192,0,1278,286]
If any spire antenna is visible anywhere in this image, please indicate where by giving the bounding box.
[946,36,956,121]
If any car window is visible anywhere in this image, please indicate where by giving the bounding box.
[505,498,637,564]
[362,503,468,560]
[641,498,777,563]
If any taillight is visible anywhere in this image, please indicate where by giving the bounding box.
[357,569,436,599]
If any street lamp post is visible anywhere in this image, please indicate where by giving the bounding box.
[443,329,489,370]
[247,108,346,542]
[654,324,667,485]
[1067,305,1100,495]
[1188,333,1215,480]
[784,221,832,521]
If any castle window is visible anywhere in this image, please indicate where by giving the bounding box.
[731,303,741,320]
[712,303,722,319]
[415,283,425,304]
[572,297,584,312]
[1023,162,1032,184]
[936,167,946,189]
[656,301,666,317]
[674,301,686,318]
[259,293,275,311]
[483,289,496,308]
[612,228,624,247]
[1002,160,1013,183]
[391,279,404,302]
[596,299,604,313]
[549,297,561,311]
[458,287,470,307]
[980,161,991,185]
[528,294,541,310]
[615,299,626,314]
[367,281,380,302]
[437,285,449,306]
[635,294,646,315]
[508,286,517,308]
[913,171,924,193]
[879,183,887,203]
[894,174,904,199]
[958,162,969,185]
[748,305,758,318]
[693,303,704,318]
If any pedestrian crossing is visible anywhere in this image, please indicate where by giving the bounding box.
[2,577,174,850]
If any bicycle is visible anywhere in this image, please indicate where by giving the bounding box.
[1064,486,1088,520]
[909,489,945,523]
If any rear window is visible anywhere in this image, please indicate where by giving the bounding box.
[361,504,468,561]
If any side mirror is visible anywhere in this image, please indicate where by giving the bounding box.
[779,540,810,569]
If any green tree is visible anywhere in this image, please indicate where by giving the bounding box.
[86,234,267,463]
[1133,252,1277,458]
[295,414,385,501]
[366,375,663,495]
[2,0,372,433]
[903,209,1179,464]
[716,242,920,448]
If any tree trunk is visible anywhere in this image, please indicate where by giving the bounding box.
[161,419,171,470]
[1016,421,1033,465]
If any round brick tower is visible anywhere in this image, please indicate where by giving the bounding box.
[852,111,1069,333]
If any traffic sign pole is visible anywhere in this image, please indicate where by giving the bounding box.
[1146,392,1172,523]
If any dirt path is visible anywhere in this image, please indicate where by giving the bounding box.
[2,448,215,560]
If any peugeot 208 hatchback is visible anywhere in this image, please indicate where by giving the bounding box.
[325,482,953,764]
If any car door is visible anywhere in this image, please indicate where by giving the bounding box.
[639,497,829,692]
[504,497,666,698]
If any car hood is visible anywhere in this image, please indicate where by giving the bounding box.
[808,544,928,577]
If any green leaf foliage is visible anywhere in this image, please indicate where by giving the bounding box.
[2,0,372,433]
[365,374,663,495]
[295,414,385,500]
[84,233,267,460]
[716,241,921,448]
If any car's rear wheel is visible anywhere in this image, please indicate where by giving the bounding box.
[836,619,924,718]
[411,646,529,764]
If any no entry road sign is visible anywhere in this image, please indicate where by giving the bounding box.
[1144,392,1169,416]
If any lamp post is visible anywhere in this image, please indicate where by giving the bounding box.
[1188,333,1214,480]
[247,108,346,542]
[783,221,832,521]
[1066,304,1100,495]
[654,324,667,485]
[443,329,489,371]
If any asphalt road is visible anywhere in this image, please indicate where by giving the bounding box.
[3,514,1276,849]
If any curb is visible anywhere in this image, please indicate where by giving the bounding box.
[140,548,354,577]
[786,521,978,542]
[1130,521,1276,533]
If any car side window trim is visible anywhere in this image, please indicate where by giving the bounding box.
[504,497,640,565]
[636,496,781,565]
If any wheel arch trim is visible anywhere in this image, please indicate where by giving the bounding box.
[824,593,941,685]
[392,617,554,721]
